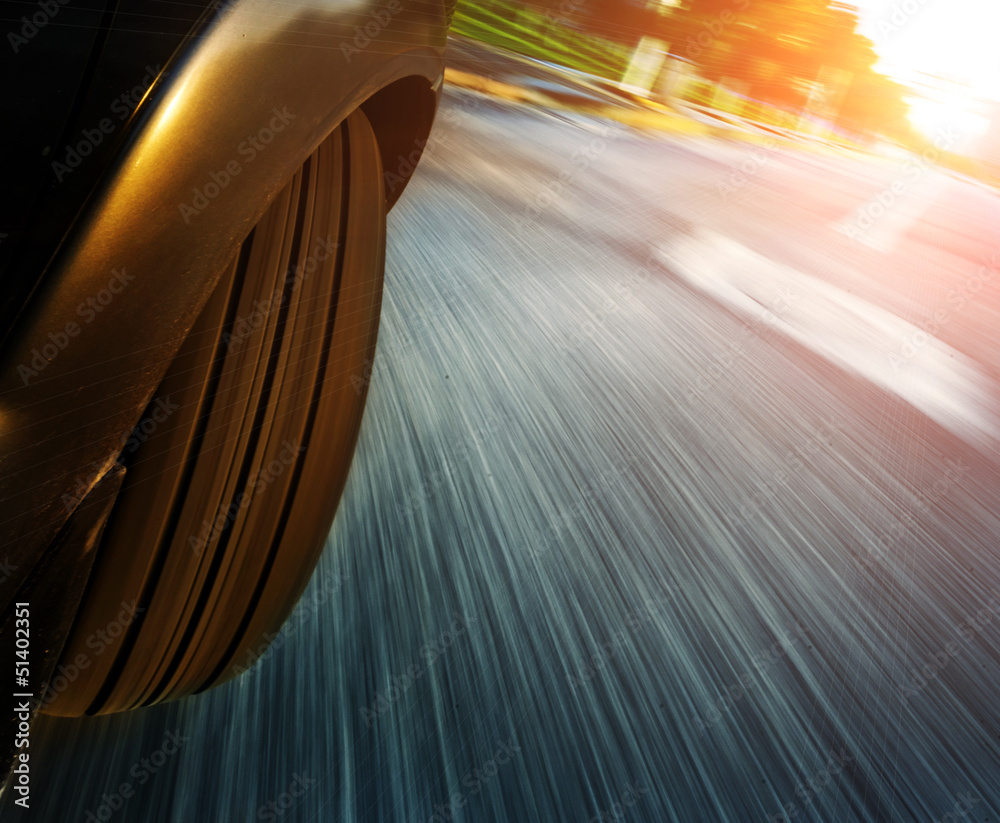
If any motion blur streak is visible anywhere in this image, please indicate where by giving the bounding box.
[9,88,1000,822]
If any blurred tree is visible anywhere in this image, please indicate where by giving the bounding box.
[573,0,663,47]
[654,0,911,137]
[469,0,915,139]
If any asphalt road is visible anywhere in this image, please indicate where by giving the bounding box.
[9,88,1000,823]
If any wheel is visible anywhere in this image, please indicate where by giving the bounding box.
[43,108,385,717]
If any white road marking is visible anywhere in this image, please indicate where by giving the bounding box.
[655,229,997,445]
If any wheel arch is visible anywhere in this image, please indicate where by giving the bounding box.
[362,75,441,211]
[0,0,446,593]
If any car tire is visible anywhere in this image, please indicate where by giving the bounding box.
[43,107,385,716]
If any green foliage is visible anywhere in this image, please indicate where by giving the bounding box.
[454,0,917,142]
[453,0,632,81]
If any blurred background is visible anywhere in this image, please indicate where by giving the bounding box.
[10,2,1000,822]
[449,0,1000,174]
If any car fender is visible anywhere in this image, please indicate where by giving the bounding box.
[0,0,445,593]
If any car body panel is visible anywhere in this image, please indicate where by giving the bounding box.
[0,0,446,605]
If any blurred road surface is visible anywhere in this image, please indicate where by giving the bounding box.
[10,86,1000,823]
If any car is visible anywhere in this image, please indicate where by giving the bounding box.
[0,0,452,780]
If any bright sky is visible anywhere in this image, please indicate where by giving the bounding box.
[849,0,1000,146]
